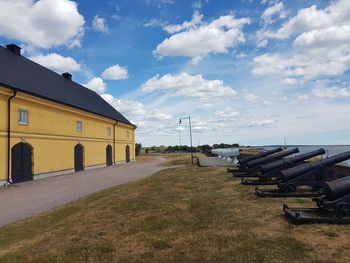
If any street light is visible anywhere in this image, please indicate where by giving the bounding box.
[179,116,194,164]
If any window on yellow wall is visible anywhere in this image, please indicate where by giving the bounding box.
[76,121,82,132]
[18,109,28,125]
[126,130,129,139]
[107,127,111,136]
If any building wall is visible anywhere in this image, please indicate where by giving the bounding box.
[0,87,135,182]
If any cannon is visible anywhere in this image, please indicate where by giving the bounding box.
[260,148,326,174]
[280,151,350,182]
[236,148,299,177]
[238,146,282,165]
[241,148,325,185]
[283,176,350,223]
[255,151,350,198]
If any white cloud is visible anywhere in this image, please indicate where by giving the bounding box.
[197,103,215,109]
[312,87,350,98]
[163,11,203,34]
[242,93,259,102]
[214,107,239,118]
[293,25,350,54]
[30,53,81,73]
[281,78,298,85]
[144,19,167,28]
[0,0,85,48]
[154,12,250,63]
[92,15,109,33]
[147,109,172,121]
[236,52,248,58]
[101,94,172,121]
[261,2,287,25]
[84,77,107,95]
[101,64,129,80]
[252,51,350,79]
[265,0,350,40]
[192,1,202,9]
[298,95,309,101]
[102,94,145,116]
[249,119,276,127]
[141,73,236,99]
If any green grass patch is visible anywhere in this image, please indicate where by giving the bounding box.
[0,159,349,262]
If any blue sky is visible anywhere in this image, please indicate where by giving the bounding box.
[0,0,349,146]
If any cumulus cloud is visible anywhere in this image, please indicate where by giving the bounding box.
[84,77,107,95]
[154,12,250,63]
[261,2,287,25]
[92,15,109,33]
[101,64,129,80]
[0,0,85,48]
[254,0,350,79]
[264,0,350,40]
[102,94,146,117]
[312,87,350,98]
[30,53,81,73]
[141,73,236,99]
[101,94,172,121]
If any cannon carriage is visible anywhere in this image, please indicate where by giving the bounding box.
[283,176,350,223]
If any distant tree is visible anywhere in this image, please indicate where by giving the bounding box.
[199,144,212,154]
[135,143,142,156]
[213,143,240,149]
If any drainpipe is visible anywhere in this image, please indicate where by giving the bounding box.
[7,91,17,184]
[113,121,118,165]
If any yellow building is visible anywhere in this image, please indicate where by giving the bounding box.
[0,44,136,185]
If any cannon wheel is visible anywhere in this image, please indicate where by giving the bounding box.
[335,202,350,218]
[287,184,297,193]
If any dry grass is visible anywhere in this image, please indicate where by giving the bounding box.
[0,155,349,262]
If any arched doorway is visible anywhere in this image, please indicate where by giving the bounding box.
[11,142,33,183]
[106,145,112,166]
[125,145,130,163]
[74,144,84,172]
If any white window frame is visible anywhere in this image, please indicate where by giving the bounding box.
[107,127,111,137]
[76,120,82,132]
[18,109,28,125]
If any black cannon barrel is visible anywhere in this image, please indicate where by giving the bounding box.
[245,148,299,168]
[280,151,350,182]
[260,148,326,173]
[323,176,350,201]
[239,147,283,165]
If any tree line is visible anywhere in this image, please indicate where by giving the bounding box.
[135,143,241,156]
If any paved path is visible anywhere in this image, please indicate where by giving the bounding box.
[0,157,166,227]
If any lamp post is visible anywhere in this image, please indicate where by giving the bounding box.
[179,129,182,156]
[179,116,194,164]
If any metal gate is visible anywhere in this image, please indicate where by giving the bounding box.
[11,143,33,183]
[126,145,130,163]
[74,144,84,172]
[106,145,112,166]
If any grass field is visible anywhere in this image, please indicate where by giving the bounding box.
[0,155,349,262]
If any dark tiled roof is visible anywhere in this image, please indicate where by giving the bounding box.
[0,45,132,125]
